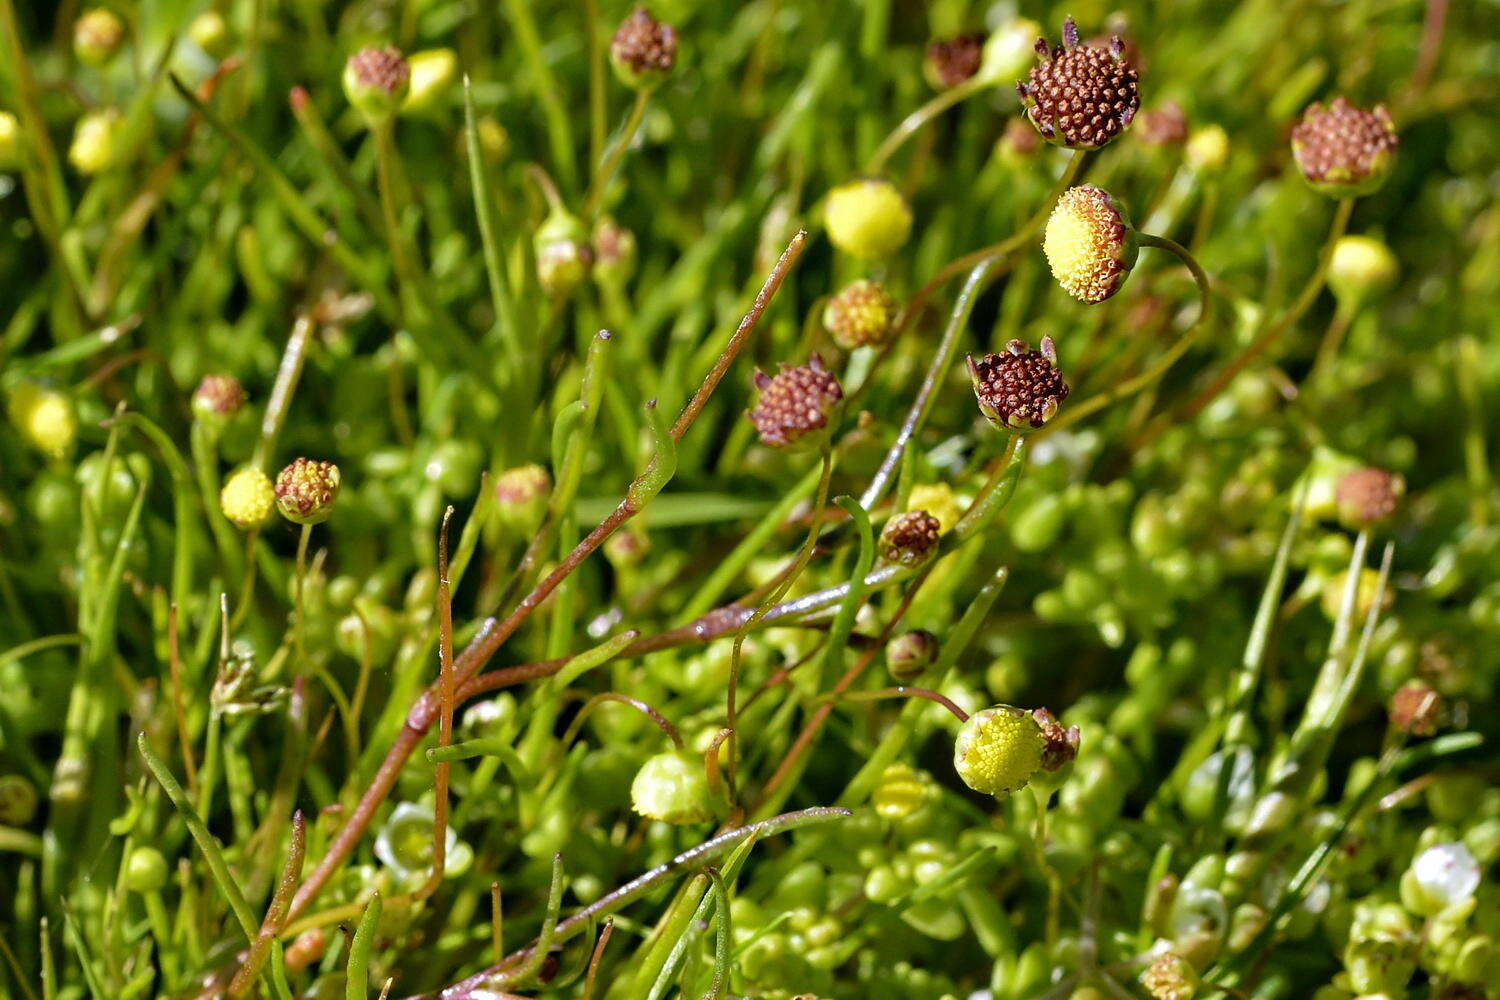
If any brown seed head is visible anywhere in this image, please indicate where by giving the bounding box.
[1032,708,1081,772]
[823,279,898,350]
[1334,466,1404,530]
[748,356,843,449]
[1389,681,1442,737]
[611,7,677,87]
[925,32,986,90]
[879,510,942,567]
[967,337,1070,432]
[1017,17,1139,149]
[1290,98,1398,195]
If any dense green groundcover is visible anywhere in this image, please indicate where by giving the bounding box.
[0,0,1497,997]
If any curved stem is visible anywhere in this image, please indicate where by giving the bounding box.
[834,686,970,722]
[1162,197,1353,434]
[864,76,989,175]
[583,90,650,221]
[1041,232,1213,434]
[562,692,684,750]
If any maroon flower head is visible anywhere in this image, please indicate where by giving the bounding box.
[1016,17,1140,149]
[879,510,942,567]
[925,33,987,90]
[748,355,843,449]
[1290,98,1398,196]
[967,337,1070,432]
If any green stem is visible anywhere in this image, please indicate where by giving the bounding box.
[865,75,989,175]
[500,0,578,191]
[584,90,650,221]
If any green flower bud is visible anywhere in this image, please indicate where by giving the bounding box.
[0,774,40,825]
[977,18,1042,84]
[191,373,247,429]
[1343,935,1417,995]
[402,48,457,115]
[494,464,551,531]
[123,846,168,893]
[8,381,77,459]
[631,750,715,824]
[188,10,230,58]
[871,763,931,820]
[1184,126,1229,172]
[343,46,411,125]
[953,704,1046,797]
[1328,236,1398,307]
[68,108,123,174]
[824,178,912,261]
[886,629,938,683]
[534,209,593,297]
[0,111,22,170]
[592,215,637,287]
[275,457,341,525]
[74,8,126,66]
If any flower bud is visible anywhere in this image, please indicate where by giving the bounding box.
[0,111,22,170]
[887,629,938,682]
[592,216,637,287]
[68,108,123,174]
[631,750,715,824]
[476,116,508,163]
[1016,18,1140,149]
[1033,707,1081,772]
[925,33,985,90]
[1402,842,1480,917]
[343,46,411,125]
[74,8,125,66]
[494,464,551,531]
[609,6,678,90]
[191,373,247,428]
[953,704,1046,797]
[402,48,458,115]
[967,337,1070,432]
[1343,935,1417,995]
[997,115,1041,165]
[1334,467,1403,531]
[824,178,912,261]
[872,763,931,820]
[275,457,341,525]
[1138,102,1189,147]
[978,18,1041,84]
[8,382,77,459]
[1380,680,1440,734]
[219,467,274,530]
[1141,951,1199,1000]
[1319,567,1390,623]
[123,846,168,893]
[0,775,39,826]
[879,510,941,567]
[823,279,897,350]
[1290,98,1398,197]
[1328,235,1398,306]
[748,355,843,449]
[1044,185,1139,304]
[534,209,593,297]
[188,10,230,58]
[1184,125,1229,172]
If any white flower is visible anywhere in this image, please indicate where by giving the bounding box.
[1411,842,1480,908]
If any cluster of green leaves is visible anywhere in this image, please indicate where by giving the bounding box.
[0,0,1496,999]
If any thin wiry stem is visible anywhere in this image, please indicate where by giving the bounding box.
[865,74,990,174]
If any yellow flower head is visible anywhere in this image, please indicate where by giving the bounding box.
[9,383,77,459]
[824,178,913,261]
[402,48,458,115]
[220,467,275,530]
[275,457,341,525]
[1044,185,1138,304]
[0,111,22,170]
[68,109,123,175]
[823,279,897,350]
[1328,235,1398,305]
[953,704,1046,796]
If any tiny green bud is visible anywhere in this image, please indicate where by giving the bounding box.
[0,774,40,825]
[8,382,77,459]
[274,457,341,525]
[0,111,22,170]
[343,46,411,125]
[1328,235,1398,306]
[494,464,551,531]
[631,750,716,824]
[402,48,458,115]
[824,178,912,261]
[124,846,169,893]
[1184,126,1229,172]
[534,209,593,297]
[74,8,126,66]
[191,373,247,428]
[188,10,230,58]
[886,629,938,682]
[977,18,1042,84]
[68,108,124,174]
[592,215,637,287]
